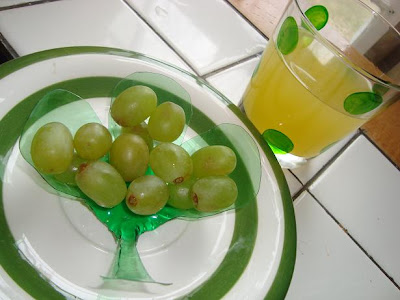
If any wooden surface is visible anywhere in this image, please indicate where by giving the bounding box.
[228,0,289,38]
[229,0,400,168]
[363,102,400,167]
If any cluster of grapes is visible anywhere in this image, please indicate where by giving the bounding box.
[30,85,238,215]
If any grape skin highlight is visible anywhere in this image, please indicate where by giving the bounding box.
[149,143,193,184]
[191,176,238,212]
[110,133,149,182]
[192,145,237,178]
[75,161,127,208]
[31,122,74,174]
[121,122,154,151]
[126,175,169,215]
[54,153,86,185]
[111,85,157,127]
[74,122,112,160]
[148,101,185,142]
[167,178,196,210]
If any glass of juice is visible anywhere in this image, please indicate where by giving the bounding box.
[239,0,400,168]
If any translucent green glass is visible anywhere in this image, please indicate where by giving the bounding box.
[19,74,261,284]
[19,89,95,200]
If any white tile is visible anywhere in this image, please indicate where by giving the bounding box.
[291,132,356,184]
[126,0,266,75]
[286,191,400,300]
[310,135,400,284]
[206,56,260,105]
[0,0,192,72]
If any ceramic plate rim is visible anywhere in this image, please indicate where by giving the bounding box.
[0,46,296,300]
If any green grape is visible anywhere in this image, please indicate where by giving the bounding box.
[192,145,237,178]
[31,122,74,174]
[109,133,149,182]
[149,143,193,184]
[121,122,154,150]
[73,122,112,160]
[75,161,127,208]
[191,176,238,212]
[167,178,196,209]
[148,101,185,142]
[111,85,157,127]
[126,175,169,215]
[54,153,87,185]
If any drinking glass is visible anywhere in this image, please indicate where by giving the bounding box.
[239,0,400,168]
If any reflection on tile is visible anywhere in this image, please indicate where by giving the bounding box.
[310,135,400,284]
[0,0,191,71]
[206,56,260,105]
[286,191,400,300]
[291,132,357,185]
[126,0,266,75]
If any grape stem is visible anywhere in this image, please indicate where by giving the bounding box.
[78,162,88,173]
[193,193,199,206]
[173,176,184,184]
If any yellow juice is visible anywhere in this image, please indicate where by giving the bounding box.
[242,33,370,158]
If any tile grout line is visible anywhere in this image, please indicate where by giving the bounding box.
[122,1,264,88]
[292,131,363,200]
[121,0,201,78]
[202,52,262,79]
[0,32,19,59]
[0,0,64,11]
[360,130,400,172]
[222,0,269,40]
[202,1,266,82]
[307,190,400,290]
[0,0,263,97]
[288,169,303,201]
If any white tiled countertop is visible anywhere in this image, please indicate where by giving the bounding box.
[0,0,399,299]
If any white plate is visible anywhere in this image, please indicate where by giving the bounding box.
[0,47,296,300]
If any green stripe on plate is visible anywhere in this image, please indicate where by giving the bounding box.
[228,104,296,300]
[0,47,296,299]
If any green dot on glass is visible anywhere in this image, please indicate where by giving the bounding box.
[344,92,383,115]
[262,129,294,154]
[277,16,299,55]
[305,5,329,30]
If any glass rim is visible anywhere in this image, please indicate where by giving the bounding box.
[293,0,400,91]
